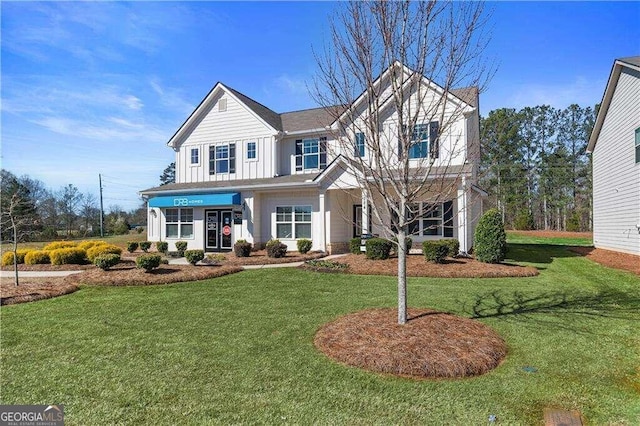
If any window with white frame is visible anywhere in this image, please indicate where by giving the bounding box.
[190,148,199,165]
[355,132,365,157]
[247,141,257,160]
[635,127,640,164]
[409,124,429,159]
[209,143,236,174]
[165,208,194,239]
[295,138,327,171]
[405,201,454,237]
[275,205,312,239]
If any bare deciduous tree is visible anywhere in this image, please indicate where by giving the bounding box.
[313,1,493,324]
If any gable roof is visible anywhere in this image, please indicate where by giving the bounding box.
[587,56,640,153]
[226,87,282,131]
[281,105,346,133]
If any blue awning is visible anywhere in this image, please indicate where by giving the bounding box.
[148,193,240,208]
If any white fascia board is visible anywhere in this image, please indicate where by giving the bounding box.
[587,61,623,153]
[283,128,332,137]
[217,83,279,134]
[139,181,320,197]
[167,82,223,149]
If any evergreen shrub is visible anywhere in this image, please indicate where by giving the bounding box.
[443,239,460,257]
[49,248,87,265]
[1,250,30,266]
[365,238,392,260]
[155,241,168,254]
[94,254,120,270]
[126,241,139,253]
[185,249,205,265]
[296,239,312,254]
[266,239,287,258]
[234,239,252,257]
[349,237,362,255]
[422,241,449,263]
[136,254,161,272]
[175,241,188,257]
[474,209,507,263]
[139,241,152,252]
[86,244,122,262]
[43,241,77,251]
[24,250,50,265]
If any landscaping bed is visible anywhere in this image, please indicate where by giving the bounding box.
[303,254,539,278]
[569,246,640,275]
[222,250,325,265]
[1,278,79,306]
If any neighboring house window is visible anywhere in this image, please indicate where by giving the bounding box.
[275,205,312,239]
[355,132,365,157]
[209,143,236,174]
[165,208,193,239]
[247,141,257,160]
[295,137,327,171]
[400,121,440,159]
[190,148,199,165]
[635,127,640,164]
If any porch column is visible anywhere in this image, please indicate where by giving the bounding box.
[319,190,327,252]
[361,190,369,234]
[457,177,468,253]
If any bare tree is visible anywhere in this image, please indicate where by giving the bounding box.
[57,184,83,237]
[313,1,492,324]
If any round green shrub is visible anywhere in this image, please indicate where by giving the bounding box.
[443,239,460,257]
[349,237,362,254]
[24,250,50,265]
[49,248,87,265]
[296,239,312,254]
[474,209,507,264]
[422,241,449,263]
[175,241,188,257]
[136,254,162,272]
[365,238,392,260]
[184,249,205,265]
[234,240,252,257]
[94,253,121,270]
[126,241,139,253]
[139,241,152,252]
[1,250,30,266]
[155,241,168,254]
[266,239,287,258]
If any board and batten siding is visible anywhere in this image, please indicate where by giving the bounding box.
[175,90,276,183]
[592,67,640,255]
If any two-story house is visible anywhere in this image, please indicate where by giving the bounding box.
[140,63,484,254]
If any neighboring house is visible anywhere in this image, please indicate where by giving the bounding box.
[140,63,484,253]
[587,56,640,256]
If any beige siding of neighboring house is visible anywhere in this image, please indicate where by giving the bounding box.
[592,67,640,255]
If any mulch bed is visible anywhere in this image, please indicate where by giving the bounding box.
[569,246,640,275]
[314,308,507,379]
[222,250,326,266]
[304,254,539,278]
[64,260,243,286]
[1,278,79,306]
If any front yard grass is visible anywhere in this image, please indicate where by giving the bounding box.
[1,244,639,424]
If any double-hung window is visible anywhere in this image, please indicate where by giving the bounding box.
[247,141,257,160]
[209,143,236,174]
[422,204,443,236]
[409,124,429,159]
[165,208,194,239]
[355,132,365,157]
[276,205,312,239]
[635,127,640,164]
[295,137,327,171]
[190,148,199,165]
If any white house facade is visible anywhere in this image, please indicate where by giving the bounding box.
[140,64,484,254]
[587,56,640,256]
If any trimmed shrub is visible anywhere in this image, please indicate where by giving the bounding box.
[175,241,188,257]
[156,241,168,254]
[514,210,535,231]
[234,239,252,257]
[94,254,120,270]
[77,240,107,251]
[1,250,30,266]
[126,241,139,253]
[185,249,205,265]
[391,236,413,254]
[365,238,392,260]
[266,239,287,258]
[25,250,51,265]
[442,239,460,257]
[43,241,77,251]
[49,248,87,265]
[474,209,507,264]
[139,241,152,252]
[297,239,312,254]
[422,241,449,263]
[86,244,122,262]
[349,237,362,254]
[136,254,162,272]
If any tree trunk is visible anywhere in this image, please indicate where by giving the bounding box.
[12,217,19,287]
[397,230,407,325]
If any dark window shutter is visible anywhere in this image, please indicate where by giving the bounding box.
[229,143,236,173]
[319,137,327,169]
[429,121,439,158]
[295,140,303,171]
[209,146,215,175]
[443,200,453,237]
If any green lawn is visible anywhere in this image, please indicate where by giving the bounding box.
[2,244,639,424]
[506,231,593,247]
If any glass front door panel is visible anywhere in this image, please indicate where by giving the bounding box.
[221,211,232,249]
[206,212,218,249]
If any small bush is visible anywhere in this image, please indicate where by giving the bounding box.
[1,250,30,266]
[234,239,252,257]
[77,240,107,251]
[185,249,205,265]
[204,253,226,264]
[297,239,312,254]
[50,248,87,265]
[474,209,507,264]
[266,239,287,258]
[349,237,362,254]
[175,241,188,257]
[43,241,77,251]
[86,244,123,262]
[94,254,121,270]
[442,239,460,257]
[25,250,51,265]
[136,254,162,272]
[156,241,168,254]
[139,241,152,252]
[422,241,449,263]
[126,241,139,253]
[365,238,392,260]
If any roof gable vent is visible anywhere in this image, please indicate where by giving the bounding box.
[218,98,227,112]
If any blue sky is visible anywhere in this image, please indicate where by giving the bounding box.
[2,1,638,211]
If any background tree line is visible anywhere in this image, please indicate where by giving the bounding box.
[480,103,596,232]
[1,169,147,242]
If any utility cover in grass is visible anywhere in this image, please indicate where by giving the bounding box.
[314,308,507,379]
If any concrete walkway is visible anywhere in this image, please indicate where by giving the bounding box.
[0,270,83,278]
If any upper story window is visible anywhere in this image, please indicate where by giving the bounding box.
[355,132,365,157]
[295,137,327,171]
[400,121,440,160]
[165,208,193,239]
[209,143,236,175]
[635,127,640,164]
[190,148,199,165]
[247,141,257,160]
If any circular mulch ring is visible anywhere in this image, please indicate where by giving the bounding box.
[314,308,507,379]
